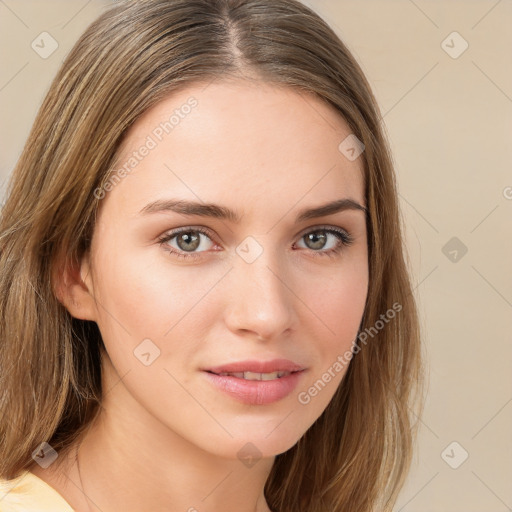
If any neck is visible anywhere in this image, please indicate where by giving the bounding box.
[34,353,275,512]
[77,403,274,511]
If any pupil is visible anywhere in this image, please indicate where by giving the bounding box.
[178,232,200,251]
[307,231,326,250]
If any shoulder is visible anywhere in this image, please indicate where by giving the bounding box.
[0,470,74,512]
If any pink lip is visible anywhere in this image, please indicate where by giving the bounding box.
[203,370,305,405]
[203,359,307,405]
[205,359,305,374]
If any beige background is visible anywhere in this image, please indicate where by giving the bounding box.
[1,1,511,510]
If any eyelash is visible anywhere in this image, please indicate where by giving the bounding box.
[157,225,354,261]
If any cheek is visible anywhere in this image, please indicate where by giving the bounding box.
[293,267,367,420]
[90,243,225,359]
[307,262,368,347]
[92,257,169,342]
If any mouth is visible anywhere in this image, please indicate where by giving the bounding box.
[202,360,306,405]
[205,370,298,380]
[204,358,305,376]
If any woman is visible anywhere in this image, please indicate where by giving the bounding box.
[0,0,424,510]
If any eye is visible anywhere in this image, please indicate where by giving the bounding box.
[158,227,217,260]
[158,225,354,260]
[295,226,354,258]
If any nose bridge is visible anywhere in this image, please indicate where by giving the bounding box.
[225,238,294,338]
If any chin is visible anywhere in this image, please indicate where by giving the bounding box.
[192,421,307,462]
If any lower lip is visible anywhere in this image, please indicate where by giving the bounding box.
[203,370,304,405]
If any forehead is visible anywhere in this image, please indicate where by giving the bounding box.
[105,79,365,217]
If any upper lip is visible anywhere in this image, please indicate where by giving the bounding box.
[205,359,305,374]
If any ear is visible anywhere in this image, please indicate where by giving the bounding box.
[52,250,98,322]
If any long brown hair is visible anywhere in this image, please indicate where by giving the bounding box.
[0,1,425,510]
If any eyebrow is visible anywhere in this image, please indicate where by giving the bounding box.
[139,198,367,223]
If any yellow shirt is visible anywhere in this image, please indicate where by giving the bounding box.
[0,470,74,511]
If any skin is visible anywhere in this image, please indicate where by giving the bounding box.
[31,79,369,512]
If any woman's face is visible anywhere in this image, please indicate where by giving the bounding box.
[80,79,368,459]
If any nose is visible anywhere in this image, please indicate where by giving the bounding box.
[223,247,296,342]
